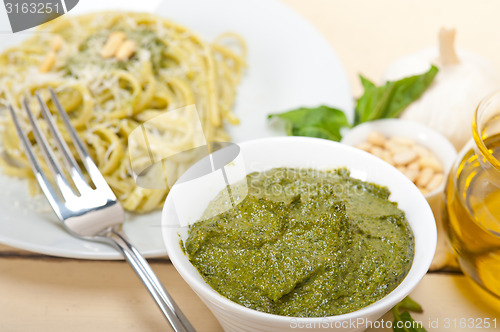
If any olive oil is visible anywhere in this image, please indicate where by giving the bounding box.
[446,134,500,297]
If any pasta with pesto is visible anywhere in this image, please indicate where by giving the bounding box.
[0,12,246,213]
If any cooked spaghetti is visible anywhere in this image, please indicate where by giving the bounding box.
[0,12,246,213]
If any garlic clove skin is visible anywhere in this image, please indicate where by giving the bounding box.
[383,48,500,151]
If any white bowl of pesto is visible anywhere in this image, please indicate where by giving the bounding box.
[162,136,436,332]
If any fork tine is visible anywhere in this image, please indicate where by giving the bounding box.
[8,105,64,220]
[48,88,114,195]
[36,91,91,194]
[22,98,75,201]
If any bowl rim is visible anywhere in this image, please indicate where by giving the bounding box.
[162,136,437,323]
[341,118,457,198]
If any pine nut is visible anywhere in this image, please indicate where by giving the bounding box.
[407,161,420,171]
[390,136,414,146]
[370,146,385,158]
[413,145,431,158]
[115,40,136,61]
[50,35,64,52]
[367,131,386,146]
[416,167,434,188]
[419,156,443,172]
[403,169,419,182]
[356,143,372,152]
[381,150,393,164]
[397,166,407,173]
[385,140,407,154]
[419,187,429,195]
[39,51,56,73]
[358,131,445,193]
[393,150,417,165]
[426,173,444,192]
[101,31,126,58]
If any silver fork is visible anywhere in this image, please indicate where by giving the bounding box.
[8,88,196,332]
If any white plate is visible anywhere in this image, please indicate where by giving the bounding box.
[0,0,353,259]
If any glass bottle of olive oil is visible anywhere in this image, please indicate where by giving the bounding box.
[445,92,500,298]
[446,137,500,297]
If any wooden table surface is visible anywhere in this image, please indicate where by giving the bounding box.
[2,0,500,331]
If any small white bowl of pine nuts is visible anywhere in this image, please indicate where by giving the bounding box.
[341,119,457,270]
[341,119,457,196]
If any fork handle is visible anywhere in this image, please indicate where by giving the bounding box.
[103,229,196,332]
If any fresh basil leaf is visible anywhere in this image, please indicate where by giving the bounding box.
[268,66,437,140]
[396,296,423,313]
[355,65,438,125]
[268,106,349,142]
[392,297,427,332]
[360,75,376,90]
[383,65,438,118]
[355,79,396,124]
[294,126,338,140]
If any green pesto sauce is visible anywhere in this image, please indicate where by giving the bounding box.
[184,168,414,317]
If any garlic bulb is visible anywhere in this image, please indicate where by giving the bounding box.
[383,28,500,151]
